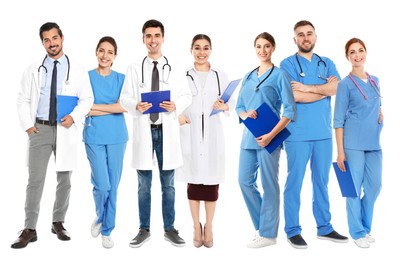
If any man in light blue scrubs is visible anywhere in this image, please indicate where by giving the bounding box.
[280,20,348,249]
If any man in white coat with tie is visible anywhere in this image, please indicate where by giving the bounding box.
[120,19,191,248]
[12,22,93,249]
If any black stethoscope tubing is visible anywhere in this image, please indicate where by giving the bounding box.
[295,53,326,77]
[141,56,171,84]
[38,55,70,84]
[246,65,275,91]
[186,69,221,96]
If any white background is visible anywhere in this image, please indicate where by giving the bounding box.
[1,0,400,259]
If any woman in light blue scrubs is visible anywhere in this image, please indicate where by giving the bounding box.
[236,32,296,248]
[83,36,128,248]
[334,38,383,249]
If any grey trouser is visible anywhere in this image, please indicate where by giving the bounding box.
[24,123,71,229]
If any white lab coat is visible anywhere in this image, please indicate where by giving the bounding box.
[175,66,235,185]
[120,57,192,170]
[17,57,94,171]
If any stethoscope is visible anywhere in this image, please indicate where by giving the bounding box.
[295,52,327,80]
[246,65,275,91]
[141,56,171,86]
[38,54,70,85]
[186,69,221,97]
[348,72,382,100]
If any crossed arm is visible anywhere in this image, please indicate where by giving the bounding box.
[292,76,338,103]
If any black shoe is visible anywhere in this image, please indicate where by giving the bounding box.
[317,230,349,243]
[51,222,71,241]
[11,229,37,249]
[287,234,308,249]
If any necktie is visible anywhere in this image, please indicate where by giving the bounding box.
[49,60,58,124]
[150,61,159,123]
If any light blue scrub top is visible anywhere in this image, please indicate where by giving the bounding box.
[236,66,296,150]
[83,70,128,145]
[280,54,340,141]
[333,74,382,150]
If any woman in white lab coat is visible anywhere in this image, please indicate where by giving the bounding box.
[175,34,234,248]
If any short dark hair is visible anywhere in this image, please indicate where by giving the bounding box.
[142,19,164,36]
[39,22,63,41]
[294,20,315,31]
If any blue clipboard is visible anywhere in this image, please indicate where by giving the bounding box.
[57,95,78,122]
[332,161,358,197]
[210,78,241,116]
[141,90,171,114]
[242,102,291,154]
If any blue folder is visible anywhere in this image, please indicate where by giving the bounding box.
[242,102,291,154]
[210,78,241,116]
[57,95,78,122]
[141,90,171,114]
[332,161,358,197]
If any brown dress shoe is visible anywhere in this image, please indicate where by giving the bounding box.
[11,229,37,249]
[51,222,71,241]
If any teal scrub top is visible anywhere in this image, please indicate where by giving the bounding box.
[236,66,296,150]
[83,69,128,145]
[333,74,382,150]
[280,53,340,141]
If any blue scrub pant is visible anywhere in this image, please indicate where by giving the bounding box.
[85,142,126,236]
[284,139,333,237]
[238,148,280,238]
[345,149,382,240]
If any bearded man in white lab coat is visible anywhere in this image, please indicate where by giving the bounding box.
[12,22,93,249]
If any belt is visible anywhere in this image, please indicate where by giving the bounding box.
[36,118,57,126]
[150,124,162,129]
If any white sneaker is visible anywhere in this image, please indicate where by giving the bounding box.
[102,235,114,249]
[366,234,375,243]
[354,237,370,248]
[91,218,102,238]
[247,235,277,248]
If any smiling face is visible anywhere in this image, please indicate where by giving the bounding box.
[96,41,116,69]
[41,28,64,59]
[294,24,316,53]
[143,26,164,59]
[346,42,367,68]
[192,39,212,66]
[255,37,275,63]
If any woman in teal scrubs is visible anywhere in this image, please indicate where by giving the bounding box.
[84,36,128,249]
[236,32,295,248]
[334,38,383,249]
